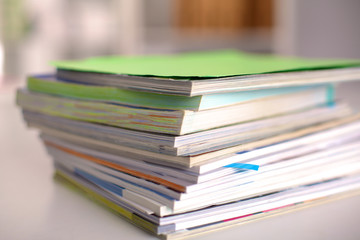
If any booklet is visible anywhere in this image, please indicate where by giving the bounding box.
[22,103,352,156]
[28,74,320,111]
[37,114,360,168]
[16,85,333,135]
[52,50,360,96]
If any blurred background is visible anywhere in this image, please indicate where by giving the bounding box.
[1,2,360,240]
[1,0,360,88]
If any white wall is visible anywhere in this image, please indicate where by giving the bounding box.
[275,0,360,59]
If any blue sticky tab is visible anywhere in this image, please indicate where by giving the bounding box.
[224,163,259,171]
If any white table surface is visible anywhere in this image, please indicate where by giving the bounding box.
[1,82,360,240]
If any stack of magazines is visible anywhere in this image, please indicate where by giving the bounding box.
[16,51,360,239]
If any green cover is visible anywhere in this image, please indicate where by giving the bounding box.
[27,75,202,110]
[52,50,360,78]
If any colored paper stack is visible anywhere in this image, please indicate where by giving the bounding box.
[17,51,360,239]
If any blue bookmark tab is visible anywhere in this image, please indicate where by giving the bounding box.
[224,163,259,171]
